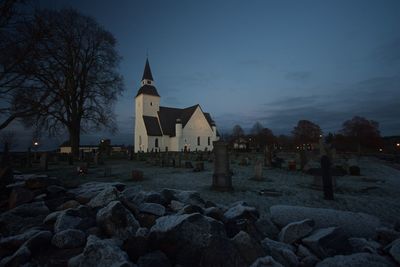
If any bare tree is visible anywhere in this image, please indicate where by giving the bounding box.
[0,130,17,149]
[16,9,124,157]
[251,121,264,135]
[292,120,322,144]
[341,116,382,152]
[232,124,244,139]
[0,0,41,130]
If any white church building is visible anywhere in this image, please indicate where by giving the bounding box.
[134,58,219,152]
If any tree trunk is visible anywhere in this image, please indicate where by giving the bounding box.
[69,125,81,159]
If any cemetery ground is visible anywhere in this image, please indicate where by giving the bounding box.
[17,153,400,225]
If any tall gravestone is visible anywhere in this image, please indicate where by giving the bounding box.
[26,147,32,168]
[40,153,48,171]
[321,155,334,200]
[252,160,264,181]
[264,146,272,167]
[212,141,232,191]
[0,142,13,185]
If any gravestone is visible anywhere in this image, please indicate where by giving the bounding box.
[212,141,232,191]
[94,152,100,165]
[194,161,204,172]
[178,152,182,168]
[185,161,193,168]
[26,147,32,167]
[0,142,13,193]
[79,149,85,161]
[264,146,272,167]
[321,155,334,200]
[252,160,264,181]
[40,153,48,171]
[104,166,112,177]
[131,170,144,181]
[68,154,74,165]
[299,150,308,170]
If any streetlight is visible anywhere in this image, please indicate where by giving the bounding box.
[396,143,400,147]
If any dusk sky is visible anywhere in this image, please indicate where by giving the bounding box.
[9,0,400,148]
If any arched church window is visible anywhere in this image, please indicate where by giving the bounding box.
[155,138,159,148]
[208,137,210,146]
[139,136,142,145]
[197,136,200,146]
[150,102,152,106]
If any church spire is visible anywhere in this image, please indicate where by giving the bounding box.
[142,58,154,82]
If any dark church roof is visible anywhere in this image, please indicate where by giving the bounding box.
[156,105,216,137]
[142,58,153,81]
[136,85,160,97]
[143,116,163,136]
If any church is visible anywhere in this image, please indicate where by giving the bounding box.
[134,59,219,152]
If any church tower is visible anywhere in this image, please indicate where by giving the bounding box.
[134,58,160,152]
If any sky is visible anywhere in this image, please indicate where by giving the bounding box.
[4,0,400,149]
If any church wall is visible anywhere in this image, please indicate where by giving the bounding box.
[181,106,217,151]
[170,136,179,151]
[139,94,160,117]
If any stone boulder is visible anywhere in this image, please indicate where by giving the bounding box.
[254,217,280,241]
[139,202,166,217]
[0,244,31,267]
[51,229,86,249]
[250,256,284,267]
[270,205,380,238]
[198,236,247,267]
[70,182,125,203]
[68,235,132,267]
[130,191,165,206]
[0,230,52,266]
[177,204,204,215]
[123,234,149,262]
[8,187,34,209]
[231,231,266,265]
[87,186,120,208]
[224,202,259,222]
[348,237,381,254]
[375,227,400,245]
[25,176,60,189]
[169,200,185,212]
[121,185,143,200]
[223,202,260,237]
[204,207,224,221]
[0,201,50,236]
[137,250,171,267]
[54,212,83,233]
[0,229,40,258]
[160,188,205,207]
[96,200,139,240]
[278,219,314,244]
[388,238,400,265]
[302,227,351,259]
[149,213,231,266]
[261,238,298,267]
[316,252,395,267]
[56,200,81,211]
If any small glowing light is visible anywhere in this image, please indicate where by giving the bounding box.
[319,134,323,138]
[34,142,39,146]
[101,139,104,143]
[379,148,383,152]
[397,143,400,147]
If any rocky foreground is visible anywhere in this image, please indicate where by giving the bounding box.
[0,176,399,267]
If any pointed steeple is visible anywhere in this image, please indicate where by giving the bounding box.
[136,57,160,98]
[142,58,154,81]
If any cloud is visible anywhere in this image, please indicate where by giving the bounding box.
[285,71,311,82]
[372,37,400,66]
[226,75,400,135]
